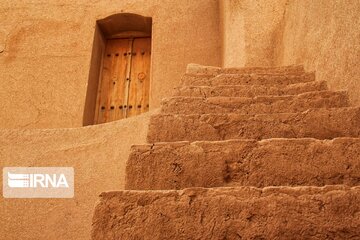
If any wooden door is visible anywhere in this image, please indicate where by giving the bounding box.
[94,37,151,124]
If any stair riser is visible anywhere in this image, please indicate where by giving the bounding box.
[181,72,315,86]
[147,108,360,142]
[161,92,349,115]
[92,186,360,240]
[186,63,305,75]
[174,81,328,98]
[126,138,360,190]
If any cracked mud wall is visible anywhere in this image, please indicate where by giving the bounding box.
[0,0,221,129]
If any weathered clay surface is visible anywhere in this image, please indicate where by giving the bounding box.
[186,63,305,75]
[220,0,288,67]
[92,64,360,239]
[92,186,360,240]
[220,1,360,105]
[126,138,360,190]
[181,72,315,86]
[0,111,153,240]
[148,107,360,142]
[0,1,221,129]
[173,80,328,98]
[161,90,349,115]
[278,0,360,106]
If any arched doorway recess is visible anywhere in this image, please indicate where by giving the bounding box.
[84,13,152,125]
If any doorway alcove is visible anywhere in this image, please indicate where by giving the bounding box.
[83,13,152,126]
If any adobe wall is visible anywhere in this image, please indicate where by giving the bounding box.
[0,0,221,129]
[277,0,360,105]
[0,111,152,240]
[219,0,287,67]
[220,0,360,105]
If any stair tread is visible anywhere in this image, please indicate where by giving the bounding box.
[148,107,360,142]
[186,63,306,75]
[167,90,346,101]
[161,90,349,114]
[174,80,328,97]
[181,72,315,86]
[92,185,360,240]
[126,137,360,190]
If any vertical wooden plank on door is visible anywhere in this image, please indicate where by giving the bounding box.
[94,39,129,124]
[111,39,128,121]
[108,39,119,122]
[124,38,134,118]
[94,40,114,124]
[141,38,151,114]
[128,37,151,117]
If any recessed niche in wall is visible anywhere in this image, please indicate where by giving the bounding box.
[83,13,152,126]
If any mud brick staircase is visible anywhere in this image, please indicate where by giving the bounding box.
[92,64,360,239]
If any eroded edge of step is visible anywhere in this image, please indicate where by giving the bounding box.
[92,185,360,240]
[186,63,305,75]
[126,137,360,190]
[147,107,360,142]
[181,72,315,86]
[161,90,349,114]
[173,80,328,98]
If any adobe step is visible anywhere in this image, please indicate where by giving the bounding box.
[126,138,360,190]
[186,63,306,75]
[181,72,315,86]
[92,186,360,240]
[161,91,349,115]
[147,107,360,142]
[173,80,328,98]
